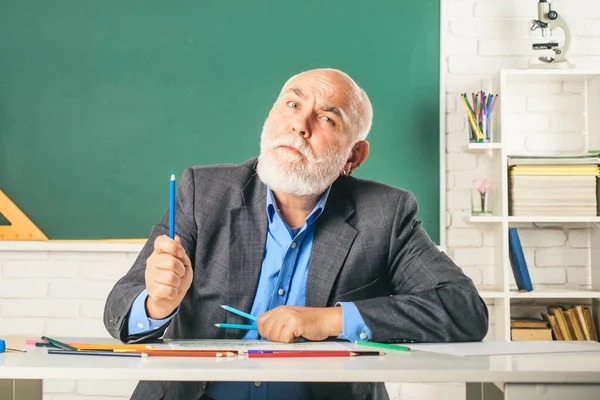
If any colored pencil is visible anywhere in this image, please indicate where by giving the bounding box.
[247,351,383,358]
[30,340,154,351]
[115,349,238,357]
[247,350,383,355]
[460,96,484,140]
[355,340,410,352]
[41,336,77,351]
[48,349,143,358]
[221,305,257,321]
[169,172,176,239]
[214,323,258,330]
[72,344,155,351]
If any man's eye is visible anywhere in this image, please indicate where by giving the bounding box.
[322,116,336,126]
[287,101,299,109]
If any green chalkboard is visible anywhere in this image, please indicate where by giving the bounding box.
[0,0,440,242]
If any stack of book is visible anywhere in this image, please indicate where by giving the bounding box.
[512,305,599,341]
[508,155,600,217]
[543,305,598,341]
[511,318,553,341]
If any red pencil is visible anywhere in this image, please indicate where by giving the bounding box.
[247,351,384,358]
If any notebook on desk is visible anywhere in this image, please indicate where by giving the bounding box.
[409,341,600,357]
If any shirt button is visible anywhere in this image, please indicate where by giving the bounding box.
[291,242,297,249]
[255,381,261,387]
[137,322,144,329]
[278,289,284,296]
[359,332,367,340]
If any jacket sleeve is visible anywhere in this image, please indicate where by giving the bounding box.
[352,192,489,343]
[103,167,198,343]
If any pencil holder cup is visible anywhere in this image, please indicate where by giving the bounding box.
[471,188,493,215]
[468,117,493,144]
[469,126,492,144]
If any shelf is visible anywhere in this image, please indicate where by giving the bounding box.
[501,69,600,81]
[469,215,503,223]
[467,142,502,151]
[0,240,145,253]
[508,216,600,223]
[469,216,600,223]
[478,290,505,299]
[509,288,600,299]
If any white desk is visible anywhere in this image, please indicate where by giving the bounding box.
[1,337,600,400]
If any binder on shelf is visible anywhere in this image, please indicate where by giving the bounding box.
[508,228,533,292]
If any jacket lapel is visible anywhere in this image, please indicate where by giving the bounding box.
[306,182,357,308]
[227,172,267,339]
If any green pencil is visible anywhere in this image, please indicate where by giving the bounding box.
[355,340,410,352]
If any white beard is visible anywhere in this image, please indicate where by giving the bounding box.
[256,129,350,196]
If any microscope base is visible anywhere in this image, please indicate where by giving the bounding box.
[528,60,576,70]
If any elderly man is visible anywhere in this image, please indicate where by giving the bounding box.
[104,68,488,400]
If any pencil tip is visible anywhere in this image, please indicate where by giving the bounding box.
[214,323,219,327]
[220,305,226,309]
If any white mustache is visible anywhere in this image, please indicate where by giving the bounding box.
[266,135,322,163]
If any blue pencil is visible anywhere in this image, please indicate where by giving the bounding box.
[214,323,258,330]
[169,172,176,239]
[221,305,257,321]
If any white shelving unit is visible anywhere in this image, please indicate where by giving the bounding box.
[464,69,600,341]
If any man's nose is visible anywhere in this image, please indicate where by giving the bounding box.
[291,116,311,139]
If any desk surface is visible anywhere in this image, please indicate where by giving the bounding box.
[2,337,600,383]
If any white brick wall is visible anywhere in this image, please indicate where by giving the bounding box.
[445,0,597,292]
[0,250,138,399]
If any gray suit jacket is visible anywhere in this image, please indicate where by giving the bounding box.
[104,157,488,400]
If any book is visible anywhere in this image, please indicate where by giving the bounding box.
[511,328,553,341]
[583,308,599,341]
[565,308,586,340]
[548,306,573,340]
[508,228,533,292]
[510,318,548,329]
[574,305,591,341]
[542,313,564,340]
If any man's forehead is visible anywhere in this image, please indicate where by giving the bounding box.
[283,77,352,108]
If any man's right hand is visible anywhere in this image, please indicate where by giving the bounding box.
[145,235,193,320]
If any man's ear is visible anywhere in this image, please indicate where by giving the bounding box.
[344,141,369,174]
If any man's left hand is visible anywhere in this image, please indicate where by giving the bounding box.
[257,306,343,343]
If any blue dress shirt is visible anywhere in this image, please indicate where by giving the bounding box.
[128,186,372,400]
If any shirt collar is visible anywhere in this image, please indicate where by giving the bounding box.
[266,186,331,226]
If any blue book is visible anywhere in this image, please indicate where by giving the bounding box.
[508,228,533,292]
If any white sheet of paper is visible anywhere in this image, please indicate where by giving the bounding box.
[409,341,600,357]
[168,340,355,352]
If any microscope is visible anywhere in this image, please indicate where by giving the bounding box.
[530,0,574,68]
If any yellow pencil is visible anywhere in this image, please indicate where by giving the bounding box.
[460,96,484,140]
